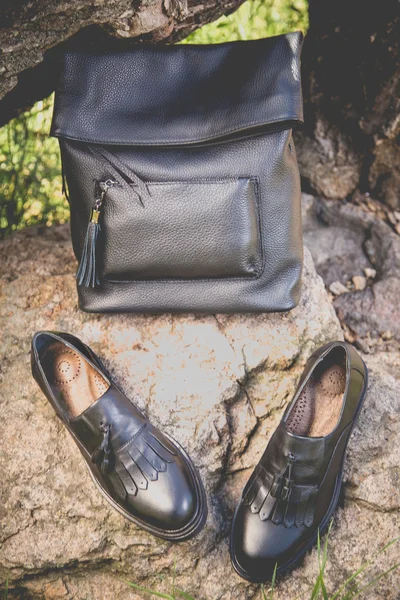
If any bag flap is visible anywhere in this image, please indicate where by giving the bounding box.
[51,31,303,146]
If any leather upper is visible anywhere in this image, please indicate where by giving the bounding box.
[230,342,368,582]
[31,331,207,540]
[51,32,303,146]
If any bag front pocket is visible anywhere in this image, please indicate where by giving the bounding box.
[99,176,262,282]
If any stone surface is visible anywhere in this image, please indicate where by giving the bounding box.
[295,123,363,200]
[364,268,377,280]
[0,225,399,599]
[329,281,349,296]
[303,193,400,349]
[302,194,371,288]
[352,275,367,291]
[369,135,400,210]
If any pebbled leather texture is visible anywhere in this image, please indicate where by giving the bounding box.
[31,331,207,541]
[230,342,368,582]
[53,32,304,313]
[51,33,303,146]
[101,177,262,281]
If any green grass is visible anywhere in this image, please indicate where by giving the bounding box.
[2,578,8,600]
[125,525,399,600]
[0,0,308,238]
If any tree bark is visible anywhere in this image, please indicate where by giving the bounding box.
[1,0,399,207]
[297,0,400,207]
[0,0,244,125]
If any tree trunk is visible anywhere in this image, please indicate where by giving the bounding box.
[297,0,400,207]
[0,0,244,125]
[1,0,399,207]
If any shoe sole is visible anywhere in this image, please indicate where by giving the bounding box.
[230,361,369,583]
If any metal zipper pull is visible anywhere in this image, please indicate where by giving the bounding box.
[87,144,150,206]
[90,178,117,224]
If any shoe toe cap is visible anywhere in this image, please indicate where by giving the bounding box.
[125,454,200,534]
[231,505,301,582]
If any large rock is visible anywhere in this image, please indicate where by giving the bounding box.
[303,193,400,347]
[0,225,399,599]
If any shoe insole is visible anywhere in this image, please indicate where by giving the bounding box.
[286,357,346,438]
[40,341,109,418]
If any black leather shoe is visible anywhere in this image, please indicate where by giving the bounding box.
[31,331,207,541]
[230,341,368,582]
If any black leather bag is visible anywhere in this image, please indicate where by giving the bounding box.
[51,31,304,313]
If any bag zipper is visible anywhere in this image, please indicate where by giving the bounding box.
[77,146,151,288]
[87,144,151,206]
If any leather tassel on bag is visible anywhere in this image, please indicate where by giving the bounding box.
[76,207,101,288]
[76,179,117,288]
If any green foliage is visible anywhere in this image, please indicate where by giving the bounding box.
[124,527,399,600]
[0,96,68,239]
[183,0,308,44]
[0,0,309,238]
